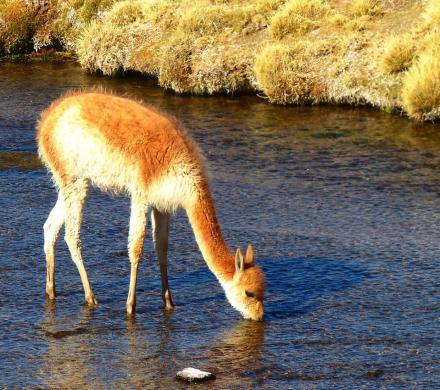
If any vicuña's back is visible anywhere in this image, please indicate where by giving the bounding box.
[37,92,265,320]
[38,92,203,209]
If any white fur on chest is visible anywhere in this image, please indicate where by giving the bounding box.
[145,165,197,212]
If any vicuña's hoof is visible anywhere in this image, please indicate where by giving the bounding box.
[86,294,98,306]
[45,289,57,300]
[164,290,175,310]
[127,304,136,317]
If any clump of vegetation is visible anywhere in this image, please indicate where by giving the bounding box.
[158,34,254,94]
[76,0,116,23]
[77,20,130,75]
[269,0,331,39]
[349,0,383,17]
[402,38,440,121]
[77,0,179,75]
[178,4,253,35]
[0,0,35,54]
[399,0,440,120]
[2,0,440,122]
[157,34,194,93]
[77,0,260,93]
[254,40,333,104]
[380,34,416,74]
[0,0,118,54]
[421,0,440,28]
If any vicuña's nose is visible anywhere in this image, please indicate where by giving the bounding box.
[252,303,264,321]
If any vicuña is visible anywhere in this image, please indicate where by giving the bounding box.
[37,91,265,320]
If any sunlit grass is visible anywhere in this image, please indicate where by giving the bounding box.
[178,4,253,35]
[1,0,440,121]
[0,0,34,54]
[422,0,440,28]
[380,34,416,74]
[269,0,331,39]
[402,37,440,121]
[254,41,332,104]
[349,0,383,17]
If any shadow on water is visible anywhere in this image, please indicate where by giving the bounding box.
[262,257,370,320]
[0,151,42,170]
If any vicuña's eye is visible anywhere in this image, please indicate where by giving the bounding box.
[245,291,255,298]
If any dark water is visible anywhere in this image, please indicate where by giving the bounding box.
[0,62,439,389]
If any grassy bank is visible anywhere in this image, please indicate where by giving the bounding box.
[1,0,439,121]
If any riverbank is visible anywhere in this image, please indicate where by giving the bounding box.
[1,0,439,121]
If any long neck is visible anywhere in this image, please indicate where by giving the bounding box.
[186,181,235,283]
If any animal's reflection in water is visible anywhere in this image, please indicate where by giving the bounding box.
[39,301,104,389]
[39,303,265,388]
[202,320,266,386]
[119,313,266,387]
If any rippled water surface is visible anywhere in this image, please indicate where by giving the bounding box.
[0,62,439,389]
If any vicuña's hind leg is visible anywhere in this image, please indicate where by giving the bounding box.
[152,208,174,309]
[43,194,65,299]
[62,178,97,306]
[126,196,148,316]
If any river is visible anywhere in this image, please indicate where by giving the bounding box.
[0,62,439,388]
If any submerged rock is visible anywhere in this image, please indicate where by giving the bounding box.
[176,368,216,383]
[367,369,383,378]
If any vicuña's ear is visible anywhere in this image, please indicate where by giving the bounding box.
[235,248,244,273]
[245,244,254,265]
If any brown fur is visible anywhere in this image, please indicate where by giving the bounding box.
[37,91,204,190]
[37,91,265,320]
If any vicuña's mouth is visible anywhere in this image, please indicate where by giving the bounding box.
[241,312,263,321]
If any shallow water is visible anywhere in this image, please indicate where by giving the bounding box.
[0,62,439,389]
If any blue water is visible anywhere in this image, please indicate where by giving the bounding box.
[0,62,439,389]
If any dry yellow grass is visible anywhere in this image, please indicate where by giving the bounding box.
[77,20,132,75]
[254,40,334,104]
[158,34,254,94]
[349,0,383,17]
[105,1,143,25]
[402,38,440,121]
[157,34,193,93]
[77,0,178,75]
[2,0,440,121]
[0,0,35,53]
[422,0,440,28]
[178,4,254,35]
[380,34,416,74]
[269,0,331,39]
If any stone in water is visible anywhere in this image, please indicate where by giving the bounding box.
[176,367,216,383]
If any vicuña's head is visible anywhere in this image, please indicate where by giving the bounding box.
[223,245,265,321]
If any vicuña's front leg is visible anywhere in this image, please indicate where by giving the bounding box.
[126,197,147,316]
[151,208,174,309]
